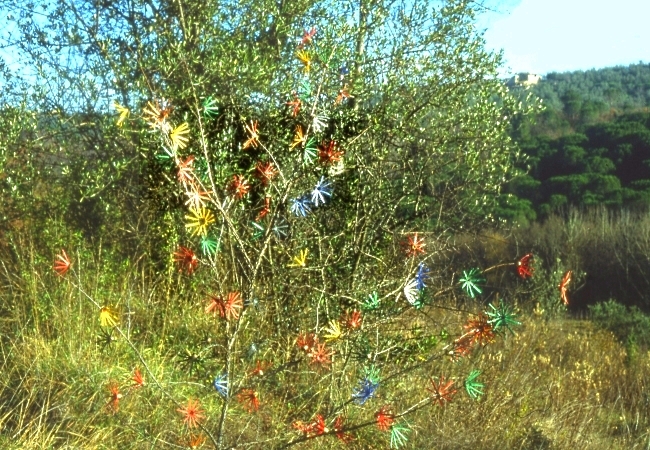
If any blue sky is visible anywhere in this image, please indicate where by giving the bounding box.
[481,0,650,76]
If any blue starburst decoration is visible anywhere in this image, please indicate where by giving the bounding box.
[213,373,228,398]
[290,195,312,217]
[311,176,332,207]
[352,377,379,405]
[415,262,430,290]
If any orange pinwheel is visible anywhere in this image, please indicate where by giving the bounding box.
[54,249,71,276]
[559,270,572,305]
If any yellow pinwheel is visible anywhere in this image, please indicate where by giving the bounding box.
[170,122,190,151]
[100,306,118,327]
[113,101,130,126]
[323,320,344,342]
[185,207,215,237]
[288,249,308,268]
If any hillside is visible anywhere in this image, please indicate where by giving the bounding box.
[497,64,650,224]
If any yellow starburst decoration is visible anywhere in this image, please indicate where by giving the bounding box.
[296,50,312,73]
[113,101,130,126]
[290,125,306,149]
[170,122,190,151]
[100,306,118,327]
[323,320,344,342]
[185,207,215,237]
[287,249,308,268]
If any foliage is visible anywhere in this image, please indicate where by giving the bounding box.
[0,0,540,448]
[589,299,650,349]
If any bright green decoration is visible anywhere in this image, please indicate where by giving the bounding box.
[200,235,220,256]
[485,299,521,335]
[464,369,484,400]
[459,268,485,298]
[390,423,410,449]
[363,364,381,384]
[363,291,380,311]
[202,96,219,118]
[303,137,317,165]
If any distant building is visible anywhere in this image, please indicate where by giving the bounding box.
[507,73,542,88]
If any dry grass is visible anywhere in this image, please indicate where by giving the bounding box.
[2,224,650,449]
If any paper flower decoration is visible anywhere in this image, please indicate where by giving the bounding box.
[363,291,380,311]
[323,319,344,342]
[464,370,484,400]
[296,332,316,353]
[202,96,219,118]
[308,341,333,366]
[485,299,520,335]
[54,249,71,276]
[243,120,260,149]
[516,253,534,279]
[303,137,318,165]
[177,398,205,428]
[352,377,379,405]
[174,246,199,274]
[255,161,277,186]
[237,389,260,412]
[312,113,328,133]
[290,195,312,217]
[318,140,343,165]
[415,262,430,290]
[286,94,301,117]
[107,382,122,412]
[463,314,495,346]
[559,270,572,305]
[344,310,363,329]
[311,176,332,207]
[212,373,228,398]
[185,207,215,237]
[296,50,312,73]
[288,249,308,268]
[113,101,129,126]
[229,174,251,199]
[427,376,457,407]
[333,416,354,443]
[200,236,220,256]
[390,423,410,449]
[131,367,145,388]
[300,27,317,46]
[375,405,395,431]
[335,84,353,105]
[170,122,190,151]
[99,306,118,327]
[143,99,173,133]
[403,278,419,305]
[403,233,426,257]
[176,155,195,187]
[459,268,484,298]
[256,197,272,221]
[185,187,211,210]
